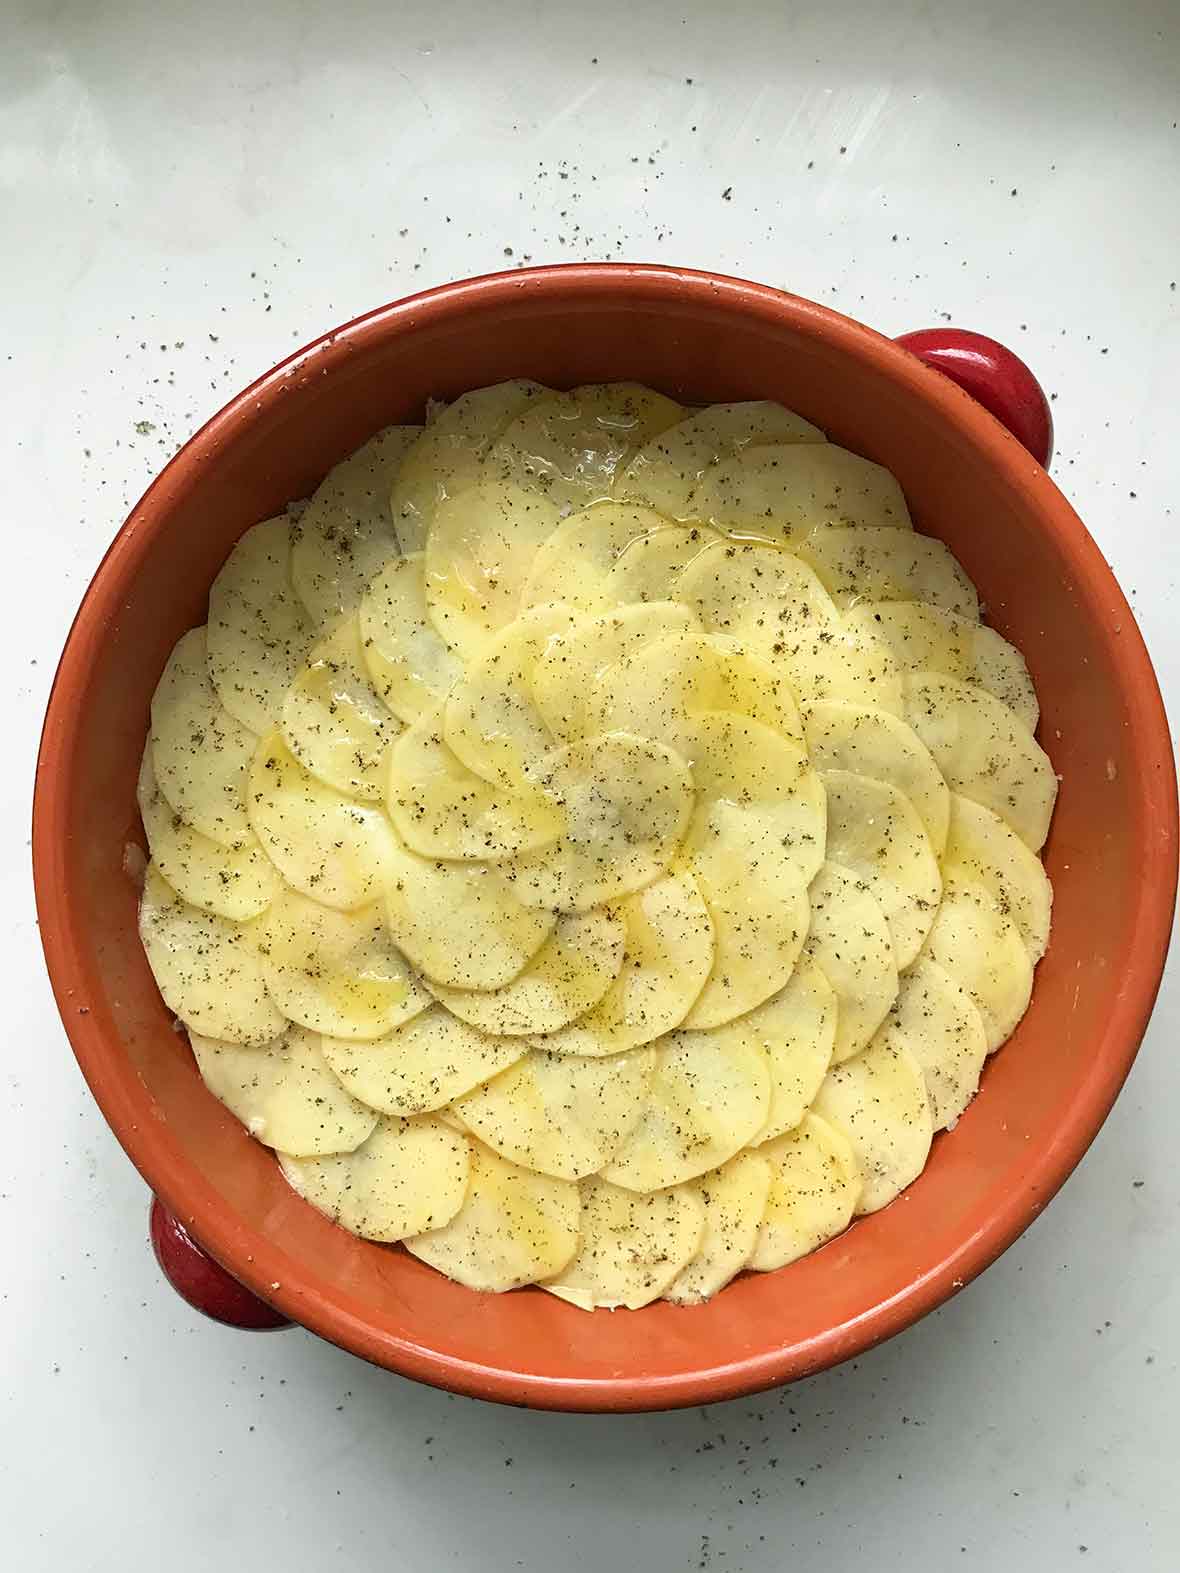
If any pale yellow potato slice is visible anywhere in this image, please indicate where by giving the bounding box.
[749,1112,861,1272]
[248,731,401,909]
[682,858,811,1030]
[543,1176,704,1310]
[797,526,978,619]
[424,479,564,661]
[663,1150,775,1304]
[453,1044,656,1180]
[280,1114,470,1241]
[507,734,694,912]
[207,516,313,732]
[250,887,431,1040]
[384,841,555,991]
[319,1006,525,1115]
[535,871,713,1056]
[693,442,912,546]
[586,627,707,748]
[821,770,942,968]
[804,862,899,1063]
[812,1040,934,1215]
[137,745,279,921]
[520,501,685,611]
[280,614,398,801]
[902,672,1057,850]
[602,1023,771,1191]
[190,1025,377,1155]
[845,600,1038,730]
[406,1140,580,1291]
[920,875,1034,1051]
[390,379,550,553]
[138,863,285,1044]
[697,636,804,744]
[875,958,988,1130]
[427,909,626,1036]
[359,553,465,725]
[150,627,256,850]
[289,424,422,625]
[622,401,826,520]
[386,705,563,863]
[943,794,1053,962]
[804,700,950,857]
[604,525,719,606]
[746,960,837,1145]
[487,382,684,512]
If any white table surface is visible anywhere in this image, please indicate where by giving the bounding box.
[4,1,1178,1566]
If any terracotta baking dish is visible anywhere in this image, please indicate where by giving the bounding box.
[33,265,1176,1411]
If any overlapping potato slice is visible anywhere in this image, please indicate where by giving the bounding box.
[280,1114,470,1240]
[507,734,694,912]
[821,770,942,968]
[280,614,397,801]
[812,1040,933,1215]
[289,424,422,625]
[920,875,1034,1051]
[845,600,1038,730]
[797,526,978,620]
[138,863,285,1044]
[664,1150,774,1304]
[250,886,430,1039]
[190,1025,377,1154]
[543,1176,705,1310]
[453,1043,656,1180]
[804,862,898,1063]
[427,909,626,1036]
[359,553,465,725]
[535,872,713,1056]
[386,705,563,862]
[805,700,950,857]
[902,673,1057,850]
[520,501,701,612]
[406,1140,580,1291]
[697,636,804,743]
[746,961,837,1145]
[207,517,313,732]
[749,1112,861,1272]
[150,627,256,849]
[137,746,279,921]
[602,1023,771,1190]
[875,958,988,1130]
[391,380,549,553]
[683,862,810,1031]
[319,1005,525,1115]
[695,442,913,546]
[248,731,400,908]
[943,794,1053,962]
[488,382,684,512]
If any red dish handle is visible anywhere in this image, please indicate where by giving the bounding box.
[895,329,1053,469]
[149,1196,292,1330]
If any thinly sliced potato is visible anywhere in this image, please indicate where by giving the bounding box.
[606,524,720,606]
[693,442,912,545]
[319,1006,525,1114]
[535,871,713,1055]
[137,745,279,921]
[427,909,626,1036]
[797,526,978,619]
[280,614,398,801]
[812,1040,933,1215]
[664,1150,775,1304]
[696,636,804,744]
[602,1023,770,1191]
[405,1140,580,1291]
[250,887,431,1039]
[391,380,549,553]
[290,424,422,624]
[207,516,313,732]
[875,958,988,1130]
[520,501,692,611]
[682,856,811,1029]
[749,1112,861,1272]
[943,794,1053,961]
[453,1044,655,1180]
[902,672,1057,850]
[190,1025,377,1154]
[920,875,1033,1051]
[543,1176,704,1310]
[359,553,465,725]
[138,863,285,1044]
[280,1114,470,1240]
[804,862,898,1063]
[248,731,401,909]
[746,961,837,1144]
[150,627,256,849]
[386,705,564,863]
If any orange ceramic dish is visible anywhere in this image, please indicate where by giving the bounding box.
[33,267,1177,1411]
